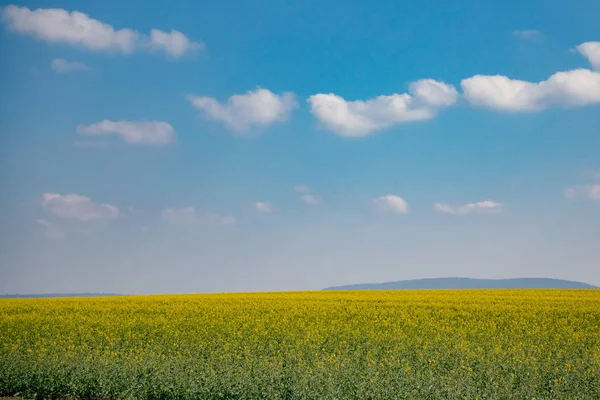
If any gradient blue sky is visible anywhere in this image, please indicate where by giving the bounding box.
[1,0,599,294]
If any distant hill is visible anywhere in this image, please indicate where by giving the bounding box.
[0,293,123,299]
[325,277,597,290]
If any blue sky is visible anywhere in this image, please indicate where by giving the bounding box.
[0,0,599,294]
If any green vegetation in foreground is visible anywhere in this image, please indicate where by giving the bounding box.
[1,290,599,399]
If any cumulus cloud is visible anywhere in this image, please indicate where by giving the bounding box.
[42,193,119,221]
[512,30,542,39]
[307,79,458,137]
[461,42,600,112]
[76,120,175,146]
[461,69,600,111]
[161,207,236,226]
[187,88,297,132]
[373,195,409,214]
[294,185,322,205]
[1,5,202,58]
[433,201,504,215]
[51,58,89,73]
[255,201,273,213]
[36,219,66,239]
[577,42,600,71]
[564,184,600,201]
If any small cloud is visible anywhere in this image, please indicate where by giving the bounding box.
[254,201,273,213]
[564,184,600,201]
[51,58,89,73]
[294,185,322,205]
[433,200,503,215]
[36,219,65,239]
[76,120,176,146]
[373,195,409,215]
[187,88,297,132]
[41,193,119,221]
[512,29,542,39]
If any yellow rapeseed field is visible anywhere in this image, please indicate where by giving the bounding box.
[1,290,599,399]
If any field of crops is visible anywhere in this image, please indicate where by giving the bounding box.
[1,290,599,399]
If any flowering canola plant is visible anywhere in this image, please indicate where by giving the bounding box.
[1,290,599,399]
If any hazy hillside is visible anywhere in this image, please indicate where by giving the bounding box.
[0,293,123,299]
[325,277,597,290]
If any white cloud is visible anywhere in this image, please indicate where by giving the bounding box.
[255,201,273,213]
[373,195,409,214]
[434,201,503,215]
[1,5,202,58]
[187,88,297,132]
[461,69,600,112]
[149,29,204,58]
[76,120,175,146]
[1,5,137,53]
[51,58,89,73]
[577,42,600,71]
[512,30,542,39]
[35,219,65,239]
[294,185,322,205]
[42,193,119,221]
[564,184,600,201]
[161,207,236,226]
[307,79,457,137]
